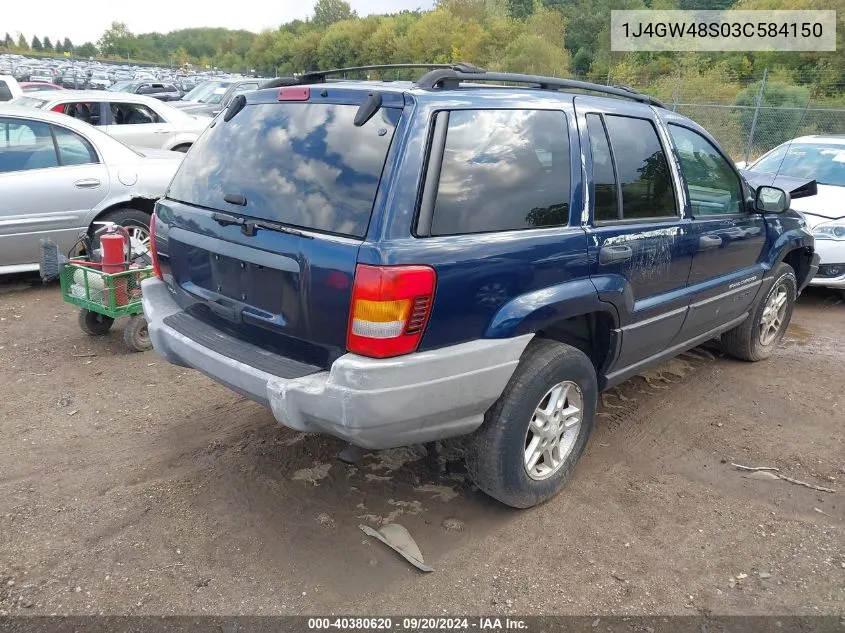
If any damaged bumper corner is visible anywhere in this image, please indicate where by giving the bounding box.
[142,277,532,449]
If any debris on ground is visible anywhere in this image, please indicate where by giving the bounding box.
[360,523,434,573]
[291,462,332,486]
[731,463,836,493]
[441,517,465,532]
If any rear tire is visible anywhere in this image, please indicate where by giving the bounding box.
[78,309,114,336]
[123,315,152,352]
[465,339,597,509]
[93,208,151,257]
[721,263,796,361]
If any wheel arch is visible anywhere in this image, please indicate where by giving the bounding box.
[485,278,620,380]
[535,312,617,379]
[779,246,815,292]
[86,198,156,233]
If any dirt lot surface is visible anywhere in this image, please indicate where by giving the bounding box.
[0,275,843,617]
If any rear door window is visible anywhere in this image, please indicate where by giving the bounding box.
[586,113,619,222]
[110,103,161,125]
[62,102,104,126]
[429,109,571,236]
[603,115,676,220]
[167,102,400,237]
[53,125,98,166]
[0,81,12,101]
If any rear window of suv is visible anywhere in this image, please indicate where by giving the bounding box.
[167,102,400,237]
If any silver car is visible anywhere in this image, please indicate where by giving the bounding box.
[0,105,183,274]
[172,78,263,117]
[12,91,211,152]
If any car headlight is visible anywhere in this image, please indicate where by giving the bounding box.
[811,220,845,241]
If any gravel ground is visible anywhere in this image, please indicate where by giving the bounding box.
[0,275,842,617]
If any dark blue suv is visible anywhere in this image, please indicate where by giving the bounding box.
[143,64,819,508]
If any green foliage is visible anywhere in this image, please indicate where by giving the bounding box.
[735,81,810,150]
[313,0,357,27]
[571,47,593,75]
[31,36,42,51]
[3,33,12,49]
[508,0,534,18]
[76,42,98,58]
[43,37,53,51]
[98,22,134,57]
[7,0,833,112]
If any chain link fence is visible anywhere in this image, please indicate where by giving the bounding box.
[672,103,845,163]
[602,67,845,163]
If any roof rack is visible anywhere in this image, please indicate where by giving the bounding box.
[415,69,666,108]
[299,63,486,83]
[259,64,664,108]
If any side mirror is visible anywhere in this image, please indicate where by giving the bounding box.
[755,185,790,213]
[735,160,747,170]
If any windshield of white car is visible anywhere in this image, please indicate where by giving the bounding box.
[753,142,845,187]
[181,81,229,104]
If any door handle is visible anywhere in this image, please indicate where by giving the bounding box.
[153,129,169,134]
[698,235,723,251]
[599,245,633,265]
[74,178,101,189]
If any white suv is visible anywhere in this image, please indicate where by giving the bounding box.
[0,75,23,102]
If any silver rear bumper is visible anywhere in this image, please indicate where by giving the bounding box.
[142,277,531,449]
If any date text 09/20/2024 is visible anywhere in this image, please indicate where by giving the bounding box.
[307,618,528,630]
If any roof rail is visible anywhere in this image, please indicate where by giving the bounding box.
[299,63,486,83]
[415,69,666,108]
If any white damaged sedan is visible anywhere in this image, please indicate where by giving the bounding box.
[744,135,845,295]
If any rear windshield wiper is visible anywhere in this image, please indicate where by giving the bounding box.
[212,211,313,239]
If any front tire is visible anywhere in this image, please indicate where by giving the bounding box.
[466,339,597,509]
[721,263,796,361]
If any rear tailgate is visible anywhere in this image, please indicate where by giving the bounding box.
[153,88,403,369]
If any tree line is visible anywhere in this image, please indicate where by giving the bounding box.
[4,0,843,102]
[2,33,97,57]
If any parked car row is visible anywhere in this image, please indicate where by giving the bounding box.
[1,53,265,98]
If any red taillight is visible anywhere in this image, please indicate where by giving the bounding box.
[278,87,310,101]
[149,213,163,279]
[347,265,436,358]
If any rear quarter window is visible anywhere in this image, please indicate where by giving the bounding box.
[428,109,572,236]
[167,102,400,237]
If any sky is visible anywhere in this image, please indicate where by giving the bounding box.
[6,0,434,46]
